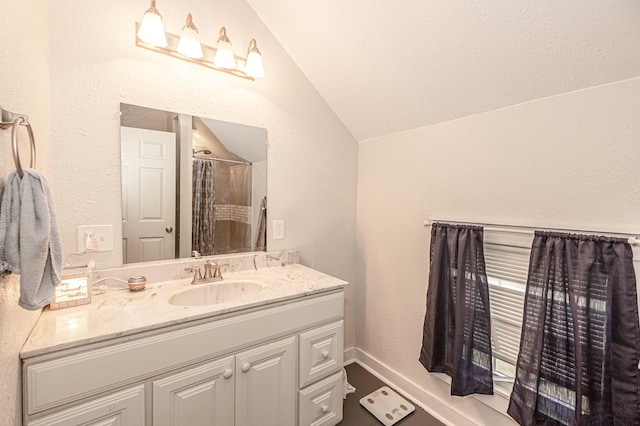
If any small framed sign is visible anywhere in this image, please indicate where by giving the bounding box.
[50,266,92,310]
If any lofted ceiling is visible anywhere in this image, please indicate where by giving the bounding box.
[247,0,640,142]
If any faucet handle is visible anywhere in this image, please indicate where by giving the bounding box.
[213,263,229,279]
[185,260,206,285]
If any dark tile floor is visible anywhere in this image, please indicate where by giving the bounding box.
[339,363,444,426]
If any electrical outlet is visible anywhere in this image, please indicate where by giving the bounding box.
[273,220,285,240]
[77,225,114,252]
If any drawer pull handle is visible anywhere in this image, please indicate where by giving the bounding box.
[241,362,251,373]
[223,369,233,379]
[321,350,330,359]
[321,404,329,414]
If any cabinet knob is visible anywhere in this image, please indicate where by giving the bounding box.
[223,369,233,379]
[241,362,251,373]
[321,350,330,359]
[321,405,329,414]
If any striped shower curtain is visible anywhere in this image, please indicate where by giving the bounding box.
[192,159,215,255]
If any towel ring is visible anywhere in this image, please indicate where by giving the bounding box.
[11,117,36,178]
[1,107,36,178]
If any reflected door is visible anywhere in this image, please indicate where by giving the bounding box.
[121,127,176,263]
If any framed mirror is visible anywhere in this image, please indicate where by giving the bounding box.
[120,103,267,264]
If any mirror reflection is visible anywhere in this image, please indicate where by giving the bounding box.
[120,103,267,264]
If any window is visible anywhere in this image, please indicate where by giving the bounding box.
[483,229,533,380]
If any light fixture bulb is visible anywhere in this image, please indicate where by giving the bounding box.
[244,39,265,78]
[213,27,236,69]
[137,0,168,47]
[177,13,204,59]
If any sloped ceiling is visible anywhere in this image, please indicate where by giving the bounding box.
[247,0,640,142]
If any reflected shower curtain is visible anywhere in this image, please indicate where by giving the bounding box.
[419,223,494,396]
[508,232,640,426]
[192,159,215,255]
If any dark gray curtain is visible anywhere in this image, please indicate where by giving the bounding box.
[192,159,215,255]
[419,223,494,396]
[508,232,640,426]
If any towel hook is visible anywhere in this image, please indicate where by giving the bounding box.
[0,107,36,178]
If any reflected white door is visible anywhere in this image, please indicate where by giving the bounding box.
[121,127,176,263]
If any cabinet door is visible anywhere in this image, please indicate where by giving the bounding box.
[235,336,296,426]
[153,356,235,426]
[27,385,144,426]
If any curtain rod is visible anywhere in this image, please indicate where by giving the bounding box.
[423,219,640,246]
[192,155,251,165]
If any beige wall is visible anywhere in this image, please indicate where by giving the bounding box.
[0,0,358,422]
[46,0,358,347]
[0,1,50,424]
[356,77,640,424]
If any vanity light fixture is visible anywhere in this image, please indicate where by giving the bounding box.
[213,27,236,69]
[244,39,265,79]
[137,0,168,48]
[135,2,265,80]
[177,13,204,59]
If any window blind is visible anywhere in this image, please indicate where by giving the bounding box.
[484,232,532,369]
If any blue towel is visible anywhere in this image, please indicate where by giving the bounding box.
[0,170,63,310]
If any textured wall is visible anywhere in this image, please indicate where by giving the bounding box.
[357,77,640,424]
[0,1,49,423]
[47,1,358,346]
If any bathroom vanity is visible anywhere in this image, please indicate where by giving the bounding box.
[20,254,347,426]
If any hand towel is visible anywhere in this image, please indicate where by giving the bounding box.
[0,178,11,274]
[2,169,63,310]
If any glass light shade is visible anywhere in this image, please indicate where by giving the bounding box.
[177,13,203,59]
[137,2,167,47]
[245,50,265,78]
[213,27,236,69]
[214,42,236,69]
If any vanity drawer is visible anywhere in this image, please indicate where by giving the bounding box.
[299,320,343,388]
[26,385,144,426]
[299,371,343,426]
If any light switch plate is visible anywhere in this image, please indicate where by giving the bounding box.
[77,225,114,252]
[273,220,285,240]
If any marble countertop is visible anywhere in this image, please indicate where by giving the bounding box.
[20,263,347,359]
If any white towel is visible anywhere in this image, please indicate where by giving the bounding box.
[343,367,356,398]
[1,170,63,310]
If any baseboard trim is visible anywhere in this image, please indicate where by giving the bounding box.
[344,347,479,426]
[343,346,357,365]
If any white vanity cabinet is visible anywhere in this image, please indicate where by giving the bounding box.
[22,290,344,426]
[153,337,297,426]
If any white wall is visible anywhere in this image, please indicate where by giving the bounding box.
[47,0,357,346]
[0,1,50,423]
[356,77,640,424]
[0,0,357,422]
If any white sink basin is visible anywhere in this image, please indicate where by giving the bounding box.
[169,280,264,306]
